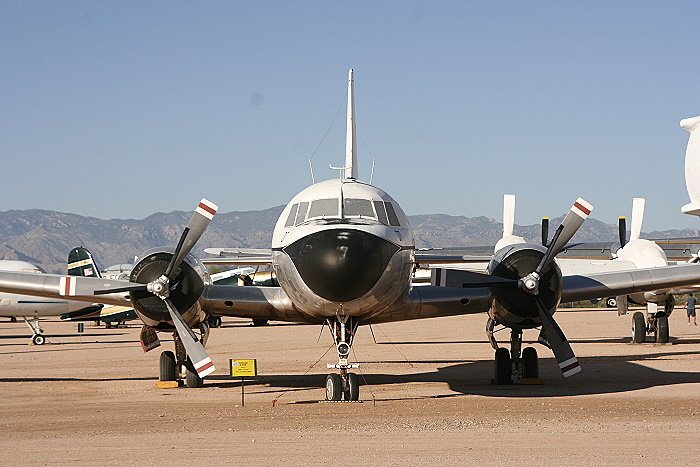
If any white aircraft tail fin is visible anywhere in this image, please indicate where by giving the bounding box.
[494,194,526,252]
[630,198,645,241]
[681,116,700,216]
[502,194,515,237]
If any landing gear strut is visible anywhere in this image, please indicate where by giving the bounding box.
[325,314,360,401]
[23,317,46,345]
[157,325,211,388]
[632,299,672,344]
[487,321,539,385]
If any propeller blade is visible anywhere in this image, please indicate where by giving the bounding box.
[630,197,645,242]
[541,217,549,247]
[534,295,580,377]
[58,276,146,297]
[163,298,215,378]
[164,198,219,280]
[618,216,627,247]
[535,198,593,276]
[503,194,516,238]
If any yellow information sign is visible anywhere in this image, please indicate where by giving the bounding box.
[230,359,257,377]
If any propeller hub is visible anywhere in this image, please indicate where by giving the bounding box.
[519,272,540,293]
[147,275,170,299]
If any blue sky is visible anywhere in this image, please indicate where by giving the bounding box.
[1,0,700,231]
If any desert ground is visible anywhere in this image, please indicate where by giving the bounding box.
[1,307,699,466]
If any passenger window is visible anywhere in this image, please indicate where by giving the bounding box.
[345,198,375,218]
[385,202,401,226]
[374,200,388,225]
[284,204,299,227]
[295,202,309,225]
[308,198,339,218]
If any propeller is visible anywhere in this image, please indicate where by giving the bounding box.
[83,198,219,378]
[146,198,219,378]
[534,295,580,376]
[541,217,549,247]
[618,216,627,247]
[518,197,592,377]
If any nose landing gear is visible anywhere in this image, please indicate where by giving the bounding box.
[325,315,360,401]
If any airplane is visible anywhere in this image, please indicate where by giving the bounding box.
[3,70,700,398]
[0,259,103,345]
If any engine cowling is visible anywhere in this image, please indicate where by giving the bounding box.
[128,248,210,329]
[487,243,563,329]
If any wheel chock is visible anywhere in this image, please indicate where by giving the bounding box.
[155,381,181,389]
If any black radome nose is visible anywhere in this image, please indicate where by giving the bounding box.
[283,229,399,302]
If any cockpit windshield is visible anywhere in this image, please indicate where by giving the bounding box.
[308,198,339,219]
[284,197,401,227]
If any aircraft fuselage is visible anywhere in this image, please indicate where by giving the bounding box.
[271,178,415,321]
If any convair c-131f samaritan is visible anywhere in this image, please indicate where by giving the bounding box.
[3,70,700,398]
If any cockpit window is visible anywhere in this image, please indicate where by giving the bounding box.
[345,198,375,218]
[374,200,388,225]
[308,198,339,219]
[295,202,309,225]
[284,203,299,227]
[385,202,401,226]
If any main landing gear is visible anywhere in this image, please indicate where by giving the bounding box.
[487,318,540,385]
[157,323,211,388]
[631,299,673,344]
[23,317,46,345]
[325,315,360,401]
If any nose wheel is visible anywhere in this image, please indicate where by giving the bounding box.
[325,315,361,401]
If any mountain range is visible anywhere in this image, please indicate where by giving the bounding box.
[1,207,699,274]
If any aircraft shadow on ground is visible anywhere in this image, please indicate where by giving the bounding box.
[205,349,700,399]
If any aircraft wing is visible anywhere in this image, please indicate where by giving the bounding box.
[560,263,700,302]
[202,247,273,266]
[201,257,273,266]
[432,263,700,306]
[414,253,493,264]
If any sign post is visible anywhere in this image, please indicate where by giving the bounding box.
[230,359,257,407]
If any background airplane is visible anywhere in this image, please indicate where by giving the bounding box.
[0,259,103,344]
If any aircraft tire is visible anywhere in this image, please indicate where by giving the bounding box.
[494,347,512,385]
[252,319,269,327]
[10,316,17,323]
[606,297,617,308]
[185,361,204,388]
[32,334,45,345]
[344,372,360,401]
[159,351,177,381]
[632,312,646,343]
[656,314,669,344]
[522,346,539,379]
[325,374,342,401]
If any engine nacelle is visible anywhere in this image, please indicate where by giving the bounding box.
[128,247,211,329]
[487,243,563,329]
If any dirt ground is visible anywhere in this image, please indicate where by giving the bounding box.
[1,307,699,466]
